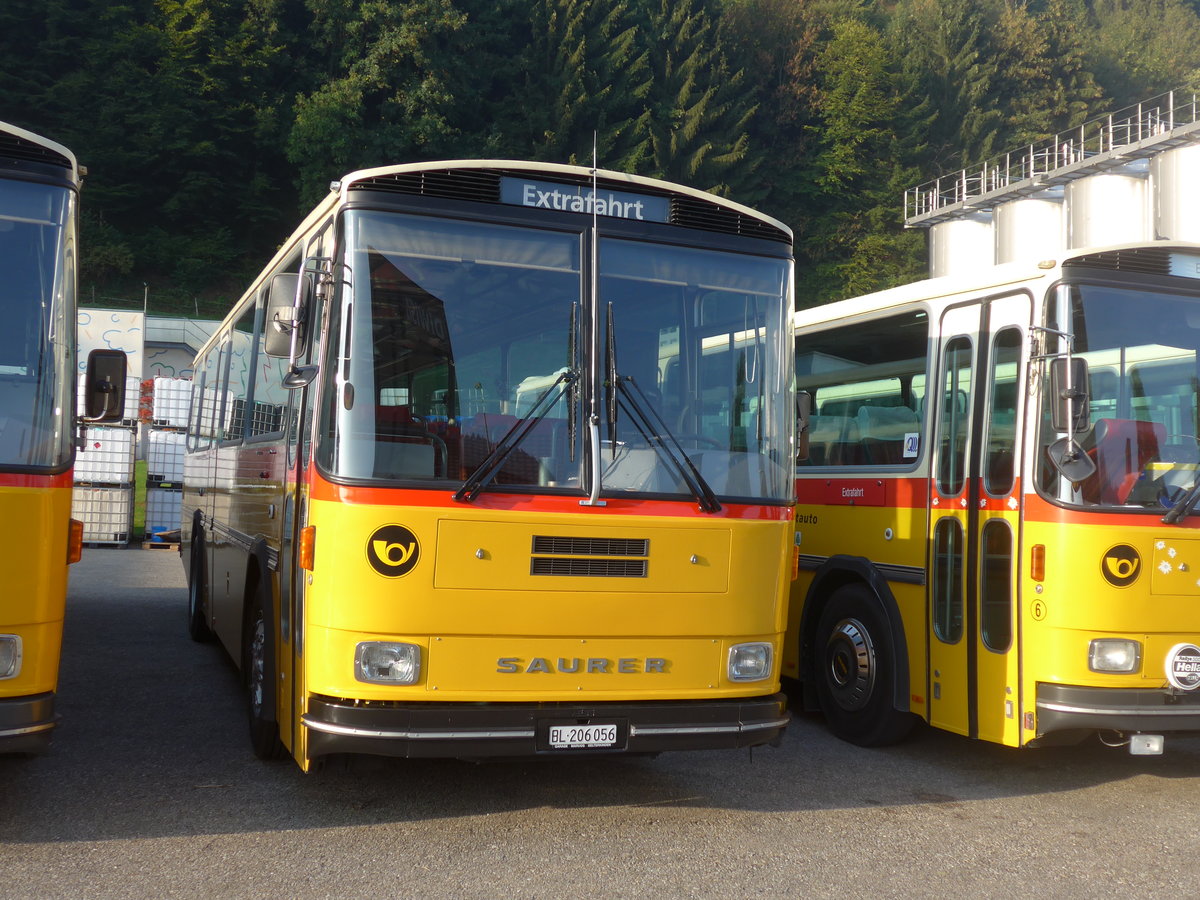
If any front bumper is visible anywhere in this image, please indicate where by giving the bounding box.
[1036,683,1200,737]
[303,694,789,760]
[0,692,56,754]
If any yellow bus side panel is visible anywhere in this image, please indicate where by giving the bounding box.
[0,484,71,699]
[786,500,929,720]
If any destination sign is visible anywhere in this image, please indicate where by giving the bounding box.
[500,176,669,223]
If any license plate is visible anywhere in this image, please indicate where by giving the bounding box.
[548,723,619,749]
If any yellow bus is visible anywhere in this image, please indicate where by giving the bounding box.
[182,160,796,770]
[789,242,1200,754]
[0,122,124,753]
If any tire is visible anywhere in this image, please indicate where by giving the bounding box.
[814,583,915,747]
[245,580,285,760]
[187,534,214,643]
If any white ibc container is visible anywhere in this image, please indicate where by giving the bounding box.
[152,377,192,427]
[1066,170,1150,249]
[74,426,135,484]
[1152,144,1200,242]
[928,215,993,277]
[77,373,141,422]
[146,429,186,483]
[145,486,182,536]
[994,194,1064,265]
[71,485,132,544]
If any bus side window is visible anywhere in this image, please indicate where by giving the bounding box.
[249,293,290,438]
[796,310,929,468]
[224,305,257,443]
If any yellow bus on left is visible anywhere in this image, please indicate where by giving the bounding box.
[0,121,125,754]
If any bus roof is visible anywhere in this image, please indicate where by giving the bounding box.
[196,159,794,360]
[796,240,1200,328]
[337,159,793,241]
[0,120,79,186]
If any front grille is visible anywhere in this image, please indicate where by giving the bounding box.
[352,168,502,204]
[531,557,648,577]
[671,195,790,243]
[532,536,648,557]
[0,132,71,170]
[1064,247,1176,277]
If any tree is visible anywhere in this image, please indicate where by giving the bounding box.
[288,0,469,202]
[632,0,761,198]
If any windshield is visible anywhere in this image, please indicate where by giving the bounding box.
[0,178,75,471]
[1037,282,1200,510]
[318,209,794,503]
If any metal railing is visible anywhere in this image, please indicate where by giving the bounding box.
[905,90,1200,222]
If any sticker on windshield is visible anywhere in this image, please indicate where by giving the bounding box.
[903,433,919,458]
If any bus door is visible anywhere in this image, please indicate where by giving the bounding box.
[278,236,328,759]
[928,293,1029,744]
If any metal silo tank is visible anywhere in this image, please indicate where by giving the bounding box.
[928,214,994,278]
[993,192,1064,265]
[1152,143,1200,242]
[1066,166,1151,249]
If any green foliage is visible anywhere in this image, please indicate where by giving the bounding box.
[3,0,1198,312]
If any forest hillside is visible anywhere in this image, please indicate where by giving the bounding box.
[3,0,1198,314]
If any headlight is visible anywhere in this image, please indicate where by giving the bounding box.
[0,635,21,680]
[728,642,773,682]
[1089,638,1141,673]
[355,641,421,684]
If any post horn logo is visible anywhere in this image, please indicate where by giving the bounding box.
[367,524,420,577]
[1101,544,1140,588]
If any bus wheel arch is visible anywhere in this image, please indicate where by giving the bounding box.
[242,552,285,760]
[801,558,915,746]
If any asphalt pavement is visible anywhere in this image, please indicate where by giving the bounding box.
[1,547,1198,898]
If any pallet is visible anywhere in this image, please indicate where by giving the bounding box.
[142,541,180,551]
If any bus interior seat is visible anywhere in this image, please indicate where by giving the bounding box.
[1080,418,1165,504]
[374,405,447,476]
[856,405,920,464]
[803,415,861,466]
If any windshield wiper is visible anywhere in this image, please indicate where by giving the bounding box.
[601,304,720,513]
[614,374,722,513]
[454,368,576,503]
[1162,477,1200,524]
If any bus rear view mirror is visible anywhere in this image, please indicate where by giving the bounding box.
[796,390,811,462]
[264,273,312,359]
[82,349,127,422]
[1050,357,1089,433]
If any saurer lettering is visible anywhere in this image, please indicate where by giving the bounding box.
[497,657,668,674]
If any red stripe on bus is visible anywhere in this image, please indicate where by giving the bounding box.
[795,475,928,509]
[308,467,793,520]
[0,471,73,489]
[1023,491,1200,528]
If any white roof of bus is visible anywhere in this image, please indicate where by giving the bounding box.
[794,240,1200,329]
[0,119,79,184]
[338,159,793,239]
[197,159,794,358]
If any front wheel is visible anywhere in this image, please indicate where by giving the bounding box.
[814,583,915,746]
[245,583,285,760]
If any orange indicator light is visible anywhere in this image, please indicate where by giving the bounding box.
[299,525,316,571]
[1030,544,1045,582]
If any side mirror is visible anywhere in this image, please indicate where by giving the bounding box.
[1050,357,1089,433]
[796,390,811,462]
[263,272,312,359]
[82,349,127,422]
